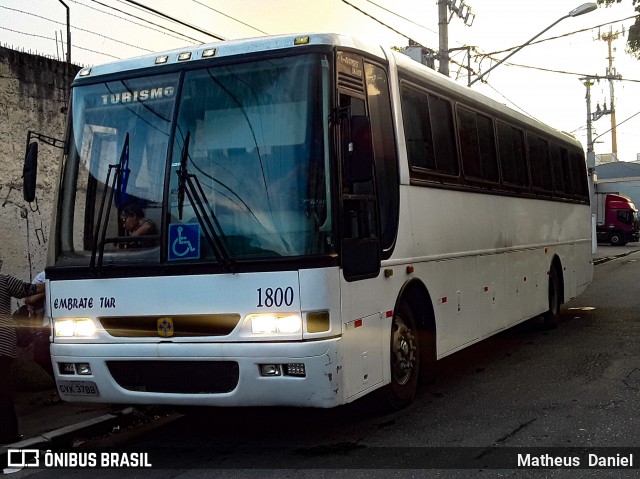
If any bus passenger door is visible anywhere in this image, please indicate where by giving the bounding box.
[339,94,380,281]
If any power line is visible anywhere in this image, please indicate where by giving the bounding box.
[592,109,640,143]
[361,0,439,36]
[0,5,154,54]
[484,81,539,121]
[74,0,204,44]
[120,0,226,42]
[0,25,120,60]
[0,25,55,43]
[469,14,640,86]
[190,0,269,35]
[482,14,639,58]
[339,0,422,46]
[497,60,640,83]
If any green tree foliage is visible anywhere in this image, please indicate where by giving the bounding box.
[598,0,640,58]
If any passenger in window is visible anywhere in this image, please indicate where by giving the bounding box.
[120,204,157,247]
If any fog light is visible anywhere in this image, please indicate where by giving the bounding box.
[76,363,92,375]
[285,363,306,377]
[59,363,75,375]
[259,364,281,376]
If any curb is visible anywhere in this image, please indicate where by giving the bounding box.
[593,249,640,266]
[1,407,139,472]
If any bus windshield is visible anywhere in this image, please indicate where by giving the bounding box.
[57,53,333,267]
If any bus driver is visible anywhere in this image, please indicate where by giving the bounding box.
[120,204,157,246]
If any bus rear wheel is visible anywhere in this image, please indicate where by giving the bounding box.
[542,266,561,329]
[383,303,419,410]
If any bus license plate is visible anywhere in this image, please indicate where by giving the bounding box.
[58,380,99,396]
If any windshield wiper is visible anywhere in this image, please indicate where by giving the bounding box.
[177,131,234,269]
[90,133,130,269]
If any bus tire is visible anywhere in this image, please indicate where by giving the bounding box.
[542,265,561,329]
[382,303,419,410]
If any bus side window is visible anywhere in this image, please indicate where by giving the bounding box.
[400,84,458,178]
[528,134,553,193]
[401,86,436,170]
[457,105,500,184]
[569,149,589,201]
[549,143,567,196]
[497,121,530,190]
[365,62,399,254]
[428,95,458,176]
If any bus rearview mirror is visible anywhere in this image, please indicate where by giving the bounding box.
[23,141,38,202]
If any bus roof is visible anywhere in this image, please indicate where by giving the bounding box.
[74,33,386,81]
[74,32,581,150]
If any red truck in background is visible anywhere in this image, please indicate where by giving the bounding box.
[595,193,640,246]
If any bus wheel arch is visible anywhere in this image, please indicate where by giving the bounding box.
[382,279,437,410]
[543,255,564,329]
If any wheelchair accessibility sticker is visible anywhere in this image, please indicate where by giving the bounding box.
[168,223,200,261]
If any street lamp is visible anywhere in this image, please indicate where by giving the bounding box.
[58,0,71,63]
[468,3,597,86]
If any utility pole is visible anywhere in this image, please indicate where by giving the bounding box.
[438,0,475,77]
[599,27,622,160]
[581,77,596,170]
[581,73,617,166]
[438,0,449,76]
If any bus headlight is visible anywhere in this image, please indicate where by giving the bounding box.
[248,314,302,334]
[55,318,97,337]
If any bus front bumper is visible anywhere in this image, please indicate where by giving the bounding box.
[51,339,344,408]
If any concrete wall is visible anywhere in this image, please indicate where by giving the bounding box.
[0,46,80,283]
[596,179,640,209]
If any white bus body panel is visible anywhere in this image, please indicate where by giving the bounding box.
[388,184,593,359]
[49,269,351,408]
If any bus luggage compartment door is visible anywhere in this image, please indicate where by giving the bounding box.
[343,312,384,401]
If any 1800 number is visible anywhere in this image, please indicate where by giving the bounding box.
[256,287,294,307]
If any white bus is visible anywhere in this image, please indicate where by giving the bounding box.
[27,33,592,409]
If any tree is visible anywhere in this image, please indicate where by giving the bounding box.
[598,0,640,58]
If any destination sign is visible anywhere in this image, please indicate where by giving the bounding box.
[337,52,363,78]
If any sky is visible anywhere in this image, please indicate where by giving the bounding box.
[2,0,640,162]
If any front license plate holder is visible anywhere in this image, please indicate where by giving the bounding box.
[58,380,99,396]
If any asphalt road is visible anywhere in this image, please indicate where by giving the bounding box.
[16,251,640,478]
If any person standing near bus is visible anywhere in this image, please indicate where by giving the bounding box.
[26,271,54,378]
[0,258,44,443]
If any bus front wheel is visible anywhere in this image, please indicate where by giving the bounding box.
[383,303,419,410]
